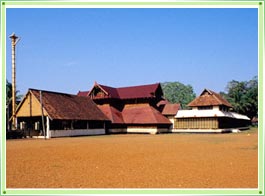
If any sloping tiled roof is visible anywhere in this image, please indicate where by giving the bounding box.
[77,91,90,97]
[188,89,232,108]
[162,103,181,116]
[85,82,162,100]
[122,104,171,124]
[98,103,171,125]
[97,104,124,124]
[117,83,161,99]
[30,89,109,121]
[99,84,120,98]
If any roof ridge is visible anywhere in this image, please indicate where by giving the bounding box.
[150,106,160,122]
[149,105,167,123]
[88,82,162,100]
[200,88,214,96]
[211,91,223,105]
[205,89,221,104]
[29,88,75,96]
[98,83,115,89]
[112,105,125,123]
[116,83,159,90]
[209,89,232,107]
[188,89,232,107]
[95,84,110,96]
[93,82,160,89]
[107,105,115,122]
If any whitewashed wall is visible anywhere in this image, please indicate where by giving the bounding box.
[127,126,158,134]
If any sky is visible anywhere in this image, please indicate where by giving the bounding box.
[6,8,258,96]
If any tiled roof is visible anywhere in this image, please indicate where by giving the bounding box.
[30,89,109,121]
[77,91,90,97]
[117,83,161,99]
[85,82,162,100]
[122,104,171,124]
[188,89,232,108]
[98,103,171,125]
[99,84,120,98]
[97,104,124,124]
[162,103,181,115]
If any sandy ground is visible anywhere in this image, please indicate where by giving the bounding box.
[6,129,258,188]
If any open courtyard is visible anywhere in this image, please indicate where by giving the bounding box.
[6,128,258,188]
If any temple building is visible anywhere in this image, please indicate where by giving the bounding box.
[14,85,250,138]
[78,82,175,134]
[174,89,250,133]
[15,89,109,138]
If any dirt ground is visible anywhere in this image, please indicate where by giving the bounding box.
[6,129,258,188]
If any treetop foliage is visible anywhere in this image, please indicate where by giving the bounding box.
[161,76,258,119]
[161,81,196,109]
[220,76,258,119]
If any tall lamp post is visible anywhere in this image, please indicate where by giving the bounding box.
[9,33,20,130]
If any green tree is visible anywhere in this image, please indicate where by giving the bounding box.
[6,79,12,103]
[6,80,23,130]
[221,76,258,119]
[6,79,22,105]
[245,76,258,119]
[161,82,196,109]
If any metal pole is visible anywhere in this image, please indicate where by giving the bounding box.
[9,33,20,130]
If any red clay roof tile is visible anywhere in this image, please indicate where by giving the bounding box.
[188,89,232,108]
[30,89,109,121]
[162,103,181,115]
[99,84,120,98]
[98,104,124,124]
[122,104,171,124]
[77,91,90,97]
[85,82,162,100]
[117,83,161,99]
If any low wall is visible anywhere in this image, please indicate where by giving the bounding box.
[49,129,105,138]
[127,126,158,134]
[109,127,170,134]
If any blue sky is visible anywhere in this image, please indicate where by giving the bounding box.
[6,8,258,96]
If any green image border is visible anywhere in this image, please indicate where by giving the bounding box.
[1,0,264,195]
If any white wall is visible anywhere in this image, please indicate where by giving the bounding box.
[49,129,105,138]
[127,126,158,134]
[213,106,219,111]
[109,127,169,134]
